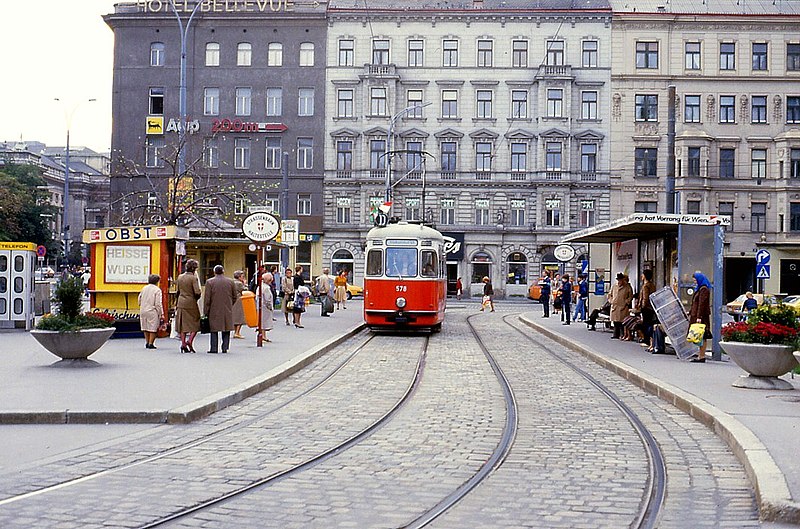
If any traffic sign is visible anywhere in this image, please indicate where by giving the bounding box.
[242,212,280,243]
[554,244,576,262]
[755,249,771,264]
[756,263,771,279]
[36,245,47,257]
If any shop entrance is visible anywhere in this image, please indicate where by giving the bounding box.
[779,259,800,295]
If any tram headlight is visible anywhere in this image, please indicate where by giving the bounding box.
[396,297,407,309]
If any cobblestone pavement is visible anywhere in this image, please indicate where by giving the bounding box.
[0,307,763,528]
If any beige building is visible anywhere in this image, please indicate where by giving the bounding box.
[609,0,800,299]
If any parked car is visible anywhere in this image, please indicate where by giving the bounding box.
[346,284,363,299]
[37,266,55,279]
[725,293,775,321]
[779,295,800,314]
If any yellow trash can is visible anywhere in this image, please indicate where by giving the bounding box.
[242,290,258,328]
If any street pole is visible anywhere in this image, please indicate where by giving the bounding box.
[281,151,290,271]
[169,0,203,177]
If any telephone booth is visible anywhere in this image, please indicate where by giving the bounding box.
[0,242,36,330]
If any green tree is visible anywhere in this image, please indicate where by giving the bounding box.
[0,163,57,251]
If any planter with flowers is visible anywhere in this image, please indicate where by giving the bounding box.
[720,303,800,390]
[30,276,115,365]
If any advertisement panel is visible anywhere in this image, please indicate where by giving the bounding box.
[105,245,151,283]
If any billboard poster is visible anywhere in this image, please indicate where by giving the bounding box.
[612,239,638,284]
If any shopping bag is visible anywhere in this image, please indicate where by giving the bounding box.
[686,323,706,344]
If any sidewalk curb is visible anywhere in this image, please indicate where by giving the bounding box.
[166,322,367,424]
[519,314,800,525]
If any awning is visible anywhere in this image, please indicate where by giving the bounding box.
[561,213,730,244]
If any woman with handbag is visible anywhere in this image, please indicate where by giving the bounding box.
[175,259,202,353]
[280,267,294,326]
[138,274,164,350]
[258,272,275,343]
[689,271,713,363]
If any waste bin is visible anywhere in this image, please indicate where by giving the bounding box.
[242,290,258,328]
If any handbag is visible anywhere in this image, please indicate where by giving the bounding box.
[286,300,295,311]
[199,315,210,334]
[156,320,170,338]
[687,322,706,344]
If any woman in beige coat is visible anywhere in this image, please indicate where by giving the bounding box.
[609,273,634,340]
[138,274,164,350]
[280,267,294,326]
[259,272,275,343]
[232,270,247,339]
[175,259,202,353]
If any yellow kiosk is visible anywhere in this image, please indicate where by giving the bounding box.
[82,226,188,337]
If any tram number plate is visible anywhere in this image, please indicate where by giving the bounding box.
[396,285,407,292]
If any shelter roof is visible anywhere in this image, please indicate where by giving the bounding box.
[561,213,730,243]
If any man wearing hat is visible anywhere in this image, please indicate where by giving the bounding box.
[609,272,634,339]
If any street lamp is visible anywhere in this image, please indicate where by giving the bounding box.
[55,97,95,267]
[385,102,432,207]
[168,0,203,177]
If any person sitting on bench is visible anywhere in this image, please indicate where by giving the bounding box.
[586,301,611,331]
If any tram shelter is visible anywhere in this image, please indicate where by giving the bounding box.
[561,213,728,360]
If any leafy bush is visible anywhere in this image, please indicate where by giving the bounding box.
[35,276,115,331]
[52,276,84,323]
[721,303,800,348]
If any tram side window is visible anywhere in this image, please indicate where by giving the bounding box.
[420,250,437,277]
[366,249,383,276]
[386,248,417,277]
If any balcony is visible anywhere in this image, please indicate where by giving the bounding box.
[536,64,573,79]
[580,172,597,182]
[336,170,352,179]
[475,171,492,181]
[360,64,398,79]
[510,171,528,182]
[545,171,563,181]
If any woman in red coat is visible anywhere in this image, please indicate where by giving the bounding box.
[689,271,712,363]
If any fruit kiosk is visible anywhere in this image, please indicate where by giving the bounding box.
[82,225,188,337]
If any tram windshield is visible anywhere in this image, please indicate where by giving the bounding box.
[386,247,417,278]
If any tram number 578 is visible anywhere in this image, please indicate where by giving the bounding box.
[396,285,407,292]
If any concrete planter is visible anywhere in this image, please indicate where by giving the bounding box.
[720,341,799,390]
[30,327,115,364]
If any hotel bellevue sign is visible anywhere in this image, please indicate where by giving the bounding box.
[136,0,311,13]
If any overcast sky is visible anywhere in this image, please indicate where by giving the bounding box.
[0,1,118,153]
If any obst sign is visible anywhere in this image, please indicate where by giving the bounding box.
[242,212,280,243]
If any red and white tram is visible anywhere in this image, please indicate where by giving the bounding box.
[363,221,447,331]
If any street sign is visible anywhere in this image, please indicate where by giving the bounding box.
[280,219,299,247]
[756,264,771,279]
[554,244,576,262]
[36,245,47,258]
[580,259,589,276]
[242,212,280,243]
[755,249,771,265]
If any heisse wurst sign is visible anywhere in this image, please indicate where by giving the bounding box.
[106,245,151,283]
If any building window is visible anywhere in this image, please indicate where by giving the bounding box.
[145,137,165,168]
[581,91,598,120]
[443,39,458,67]
[298,88,314,117]
[752,95,767,123]
[580,199,596,227]
[336,140,352,172]
[407,39,424,67]
[751,149,767,179]
[685,95,700,122]
[636,41,658,69]
[268,43,283,66]
[337,89,353,118]
[477,39,493,67]
[440,198,455,225]
[751,202,766,232]
[635,94,658,121]
[234,198,248,215]
[406,140,423,174]
[205,42,219,66]
[546,40,564,66]
[299,42,314,66]
[297,138,313,169]
[471,251,492,284]
[372,39,389,65]
[787,96,800,123]
[720,96,736,123]
[634,201,658,213]
[235,87,251,116]
[265,193,280,215]
[686,200,701,214]
[234,138,250,169]
[791,203,800,232]
[788,43,800,71]
[687,147,701,177]
[512,40,528,68]
[370,139,386,173]
[581,144,597,175]
[635,148,658,178]
[720,42,736,70]
[546,142,562,172]
[267,88,282,117]
[336,197,351,223]
[441,141,457,173]
[370,87,387,116]
[441,90,458,118]
[546,89,563,118]
[475,142,492,172]
[237,42,252,66]
[149,87,164,115]
[150,42,165,67]
[406,90,424,118]
[476,90,493,119]
[511,142,527,173]
[752,42,768,71]
[791,148,800,178]
[719,148,735,178]
[339,39,354,66]
[405,197,421,221]
[511,90,527,119]
[719,201,734,230]
[265,138,281,169]
[545,198,561,226]
[582,40,598,68]
[685,42,701,70]
[204,87,219,116]
[475,198,490,225]
[297,194,312,216]
[204,137,218,169]
[510,198,526,226]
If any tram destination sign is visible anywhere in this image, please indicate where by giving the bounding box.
[242,212,280,243]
